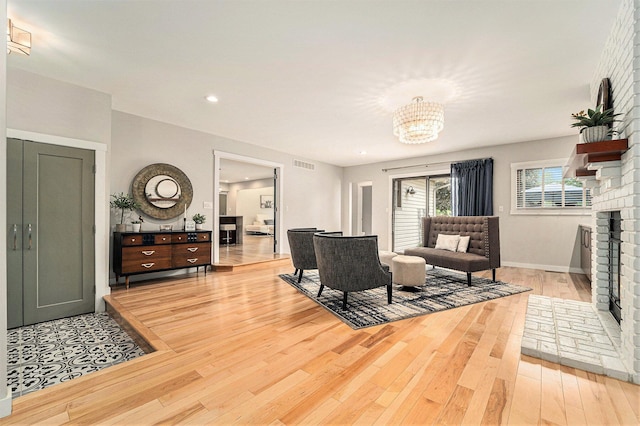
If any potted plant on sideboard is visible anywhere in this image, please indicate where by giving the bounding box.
[110,192,140,232]
[571,105,621,143]
[192,213,206,230]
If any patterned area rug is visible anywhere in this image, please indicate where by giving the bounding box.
[279,269,531,329]
[7,313,146,398]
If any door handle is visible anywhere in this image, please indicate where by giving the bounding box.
[27,224,32,250]
[12,224,17,250]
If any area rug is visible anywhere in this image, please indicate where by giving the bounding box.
[279,269,531,329]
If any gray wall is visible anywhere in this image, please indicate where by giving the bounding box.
[111,111,343,251]
[343,135,589,272]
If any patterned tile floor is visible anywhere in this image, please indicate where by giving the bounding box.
[7,312,146,398]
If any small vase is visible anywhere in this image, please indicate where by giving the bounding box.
[195,223,203,230]
[582,126,609,143]
[115,224,126,232]
[132,223,141,232]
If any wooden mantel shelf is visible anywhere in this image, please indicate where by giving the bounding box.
[564,138,629,178]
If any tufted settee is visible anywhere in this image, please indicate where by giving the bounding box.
[404,216,500,286]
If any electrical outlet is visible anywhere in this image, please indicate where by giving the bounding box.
[499,205,504,212]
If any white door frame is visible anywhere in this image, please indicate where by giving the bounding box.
[212,151,284,264]
[7,129,109,313]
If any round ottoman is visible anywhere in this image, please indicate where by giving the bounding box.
[379,250,398,272]
[392,255,426,291]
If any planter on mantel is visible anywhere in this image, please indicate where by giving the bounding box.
[582,125,609,143]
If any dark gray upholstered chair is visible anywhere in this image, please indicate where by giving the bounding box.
[313,233,392,310]
[287,228,323,283]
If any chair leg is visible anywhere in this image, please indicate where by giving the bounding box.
[294,268,299,276]
[342,292,348,310]
[467,272,472,286]
[298,270,304,283]
[317,284,324,297]
[387,284,392,304]
[492,269,496,282]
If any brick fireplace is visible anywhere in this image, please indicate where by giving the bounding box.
[586,0,640,384]
[522,0,640,384]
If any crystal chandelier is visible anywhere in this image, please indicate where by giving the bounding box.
[7,19,31,55]
[392,97,444,144]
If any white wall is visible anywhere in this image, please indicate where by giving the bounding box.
[343,135,590,272]
[227,177,273,217]
[235,183,274,229]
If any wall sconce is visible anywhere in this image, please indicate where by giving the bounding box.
[7,19,31,56]
[406,186,416,195]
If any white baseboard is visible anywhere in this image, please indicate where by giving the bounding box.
[502,261,584,274]
[0,386,12,418]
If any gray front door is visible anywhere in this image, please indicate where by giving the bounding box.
[7,138,95,328]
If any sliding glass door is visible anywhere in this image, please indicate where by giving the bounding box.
[392,175,451,253]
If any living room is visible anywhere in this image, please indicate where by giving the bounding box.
[1,0,639,423]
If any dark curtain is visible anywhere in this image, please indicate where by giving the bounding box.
[451,158,493,216]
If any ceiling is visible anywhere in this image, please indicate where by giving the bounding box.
[219,159,273,184]
[7,1,621,167]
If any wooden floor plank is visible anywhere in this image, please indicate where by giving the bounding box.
[3,263,638,425]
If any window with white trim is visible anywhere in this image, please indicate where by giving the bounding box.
[511,160,591,214]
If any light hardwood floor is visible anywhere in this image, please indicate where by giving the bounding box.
[217,234,288,266]
[4,262,639,425]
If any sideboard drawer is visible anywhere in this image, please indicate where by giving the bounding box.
[154,234,172,244]
[197,233,210,242]
[173,233,188,243]
[121,235,144,246]
[122,245,171,273]
[172,243,211,268]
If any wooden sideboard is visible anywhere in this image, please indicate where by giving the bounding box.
[113,230,212,289]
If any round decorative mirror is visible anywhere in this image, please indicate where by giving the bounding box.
[132,163,193,220]
[146,175,181,208]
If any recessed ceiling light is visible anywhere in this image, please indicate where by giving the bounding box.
[205,95,219,103]
[360,151,367,155]
[245,177,250,180]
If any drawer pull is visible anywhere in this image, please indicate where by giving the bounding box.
[141,263,155,269]
[162,237,167,241]
[187,247,198,252]
[187,258,198,264]
[141,250,155,256]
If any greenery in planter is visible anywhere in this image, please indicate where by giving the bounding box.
[192,213,206,224]
[110,193,141,224]
[131,216,144,225]
[571,105,620,133]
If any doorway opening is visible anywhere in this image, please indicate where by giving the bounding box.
[357,181,372,235]
[391,174,451,253]
[213,151,284,266]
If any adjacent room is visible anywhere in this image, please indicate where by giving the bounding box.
[0,0,638,424]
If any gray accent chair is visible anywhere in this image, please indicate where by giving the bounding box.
[287,228,324,283]
[313,233,392,310]
[404,216,500,286]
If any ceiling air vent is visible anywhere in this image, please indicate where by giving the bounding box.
[293,159,315,171]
